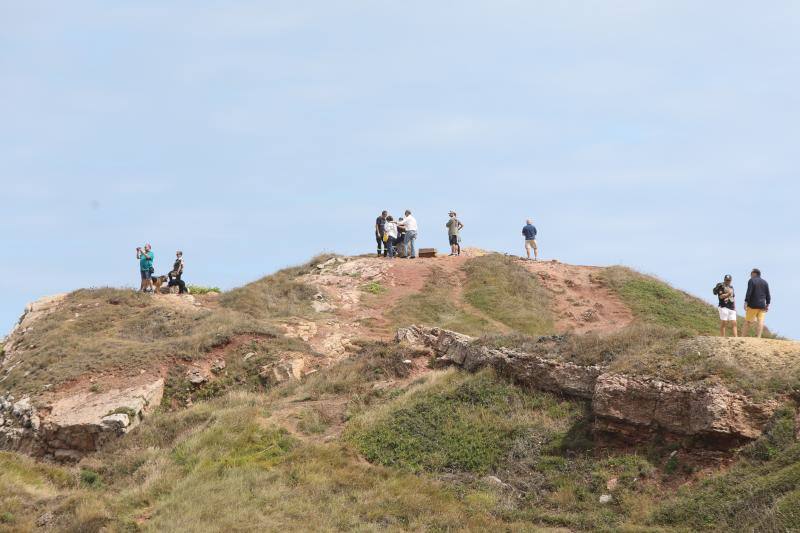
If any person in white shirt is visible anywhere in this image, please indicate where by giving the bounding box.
[384,216,399,258]
[398,210,418,258]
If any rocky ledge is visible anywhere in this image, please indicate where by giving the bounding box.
[0,380,163,462]
[397,326,779,447]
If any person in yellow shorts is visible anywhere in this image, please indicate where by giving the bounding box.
[743,268,771,338]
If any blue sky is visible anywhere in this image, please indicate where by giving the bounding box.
[2,2,798,337]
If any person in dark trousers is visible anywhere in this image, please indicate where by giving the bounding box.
[375,211,388,257]
[446,211,464,256]
[522,219,538,260]
[396,217,407,257]
[384,216,398,258]
[715,274,737,337]
[136,243,154,293]
[743,268,771,338]
[168,251,188,294]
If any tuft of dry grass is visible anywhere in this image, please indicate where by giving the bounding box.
[218,255,333,320]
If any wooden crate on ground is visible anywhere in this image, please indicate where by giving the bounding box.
[418,248,437,258]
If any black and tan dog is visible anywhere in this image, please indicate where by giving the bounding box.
[151,275,170,292]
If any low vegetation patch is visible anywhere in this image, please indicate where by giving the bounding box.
[219,256,331,320]
[161,335,311,409]
[276,341,421,419]
[187,285,221,295]
[361,281,387,295]
[463,254,554,335]
[347,369,579,474]
[391,267,499,337]
[652,406,800,531]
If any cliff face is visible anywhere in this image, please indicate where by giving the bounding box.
[397,325,780,447]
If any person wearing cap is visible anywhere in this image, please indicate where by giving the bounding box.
[446,211,464,256]
[743,268,771,338]
[716,274,737,337]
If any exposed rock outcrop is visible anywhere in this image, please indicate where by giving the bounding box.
[397,326,780,447]
[0,379,163,461]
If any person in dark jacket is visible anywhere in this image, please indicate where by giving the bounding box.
[522,219,538,260]
[167,251,188,294]
[743,268,771,338]
[375,211,388,257]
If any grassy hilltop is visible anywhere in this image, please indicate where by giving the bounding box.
[0,253,796,532]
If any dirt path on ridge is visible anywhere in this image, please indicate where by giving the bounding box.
[520,259,634,335]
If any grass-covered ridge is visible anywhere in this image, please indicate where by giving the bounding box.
[0,288,274,397]
[600,266,719,334]
[463,254,554,336]
[599,266,775,338]
[218,254,330,320]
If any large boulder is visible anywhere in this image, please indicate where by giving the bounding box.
[397,326,780,447]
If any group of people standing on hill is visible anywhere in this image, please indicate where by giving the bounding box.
[714,269,771,338]
[375,210,539,260]
[135,245,188,294]
[374,210,419,258]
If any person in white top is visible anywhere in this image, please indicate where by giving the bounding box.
[383,216,399,258]
[398,210,418,258]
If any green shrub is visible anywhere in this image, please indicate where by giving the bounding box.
[80,469,102,487]
[348,369,577,474]
[188,285,221,295]
[361,281,387,295]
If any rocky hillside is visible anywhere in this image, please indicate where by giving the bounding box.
[0,251,798,532]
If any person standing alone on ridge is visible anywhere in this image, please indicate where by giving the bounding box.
[137,243,154,293]
[375,211,388,257]
[446,211,463,256]
[398,210,418,259]
[743,268,771,338]
[714,274,737,337]
[522,219,538,260]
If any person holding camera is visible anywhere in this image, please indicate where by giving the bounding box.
[714,274,737,337]
[136,244,154,293]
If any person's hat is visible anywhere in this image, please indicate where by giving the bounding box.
[724,274,732,281]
